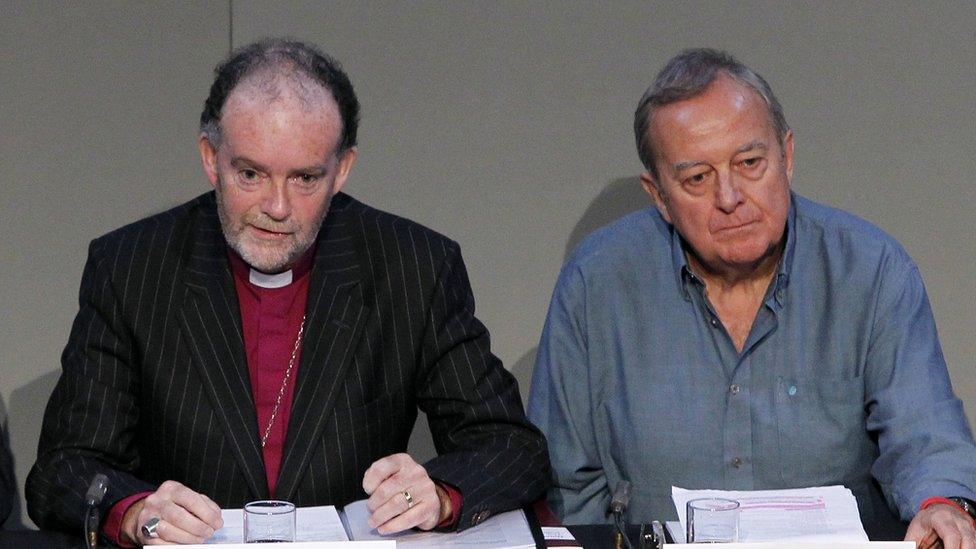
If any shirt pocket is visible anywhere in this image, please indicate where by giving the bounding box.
[774,374,872,486]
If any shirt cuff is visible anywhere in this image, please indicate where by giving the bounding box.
[103,491,153,547]
[434,481,463,529]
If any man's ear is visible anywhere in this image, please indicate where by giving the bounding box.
[640,171,672,224]
[331,146,358,195]
[782,129,795,184]
[198,135,219,188]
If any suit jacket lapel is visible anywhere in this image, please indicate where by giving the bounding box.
[276,194,368,501]
[179,195,269,500]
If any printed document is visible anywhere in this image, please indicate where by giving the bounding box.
[205,505,349,543]
[342,499,535,548]
[672,485,870,542]
[198,500,533,547]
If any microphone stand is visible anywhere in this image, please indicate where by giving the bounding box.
[610,480,633,549]
[84,474,108,549]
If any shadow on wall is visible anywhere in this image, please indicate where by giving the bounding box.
[408,176,649,460]
[0,398,12,529]
[508,176,650,405]
[561,177,650,261]
[4,369,61,530]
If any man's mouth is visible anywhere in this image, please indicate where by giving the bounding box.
[248,224,293,239]
[712,220,758,233]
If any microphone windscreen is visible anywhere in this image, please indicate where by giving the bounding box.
[610,480,632,513]
[85,473,109,506]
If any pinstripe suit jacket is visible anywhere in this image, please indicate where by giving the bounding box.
[27,191,549,534]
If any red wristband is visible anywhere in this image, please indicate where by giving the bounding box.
[920,496,976,525]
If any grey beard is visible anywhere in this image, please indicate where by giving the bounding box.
[214,185,328,274]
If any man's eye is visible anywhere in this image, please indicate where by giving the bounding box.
[240,169,259,181]
[293,173,322,189]
[687,172,708,185]
[740,157,763,168]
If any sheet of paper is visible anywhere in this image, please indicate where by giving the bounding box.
[542,526,576,540]
[342,499,536,548]
[204,505,350,544]
[672,485,870,542]
[187,543,393,549]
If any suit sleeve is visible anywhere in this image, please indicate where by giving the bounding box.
[865,251,976,520]
[26,239,156,533]
[527,261,611,524]
[415,241,550,530]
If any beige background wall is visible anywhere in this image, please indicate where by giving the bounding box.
[1,0,973,529]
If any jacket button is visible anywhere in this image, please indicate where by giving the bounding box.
[472,510,491,525]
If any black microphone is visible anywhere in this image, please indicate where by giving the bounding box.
[610,480,633,549]
[84,473,109,549]
[610,480,632,515]
[85,473,108,506]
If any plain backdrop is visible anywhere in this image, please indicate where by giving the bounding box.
[1,1,973,529]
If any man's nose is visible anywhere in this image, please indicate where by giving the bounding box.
[715,171,745,213]
[261,180,292,221]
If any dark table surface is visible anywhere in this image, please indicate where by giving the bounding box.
[0,514,908,549]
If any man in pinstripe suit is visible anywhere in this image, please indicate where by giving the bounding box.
[27,39,549,546]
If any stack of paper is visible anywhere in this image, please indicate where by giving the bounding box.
[671,485,870,543]
[342,499,535,548]
[192,500,535,548]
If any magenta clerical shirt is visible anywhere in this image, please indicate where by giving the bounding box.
[227,247,314,497]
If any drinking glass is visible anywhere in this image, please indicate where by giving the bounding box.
[686,497,739,543]
[244,500,296,543]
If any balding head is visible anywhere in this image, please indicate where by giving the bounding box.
[199,38,360,152]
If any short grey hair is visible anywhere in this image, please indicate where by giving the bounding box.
[634,48,789,177]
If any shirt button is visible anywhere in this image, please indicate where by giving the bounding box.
[729,384,740,395]
[731,457,743,468]
[788,385,797,396]
[776,289,785,300]
[710,317,720,327]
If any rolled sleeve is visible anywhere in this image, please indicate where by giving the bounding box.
[865,253,976,520]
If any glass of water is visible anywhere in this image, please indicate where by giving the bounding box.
[244,500,296,543]
[686,497,739,543]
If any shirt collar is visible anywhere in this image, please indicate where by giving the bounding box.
[227,244,317,289]
[772,193,798,306]
[670,192,797,305]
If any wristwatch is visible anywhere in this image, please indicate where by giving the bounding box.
[947,496,976,521]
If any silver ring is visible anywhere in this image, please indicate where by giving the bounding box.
[403,490,415,509]
[141,516,161,538]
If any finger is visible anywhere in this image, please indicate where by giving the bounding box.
[939,532,961,549]
[367,460,429,511]
[376,499,440,535]
[139,483,222,542]
[158,498,220,540]
[144,517,211,545]
[367,489,415,529]
[363,454,409,494]
[923,531,942,549]
[171,485,223,529]
[906,517,929,542]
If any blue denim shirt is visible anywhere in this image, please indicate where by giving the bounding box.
[528,193,976,530]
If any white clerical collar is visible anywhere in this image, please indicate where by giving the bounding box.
[249,268,293,289]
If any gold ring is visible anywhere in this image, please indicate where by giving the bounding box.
[403,490,415,509]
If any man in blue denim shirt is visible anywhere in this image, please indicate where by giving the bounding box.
[528,49,976,547]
